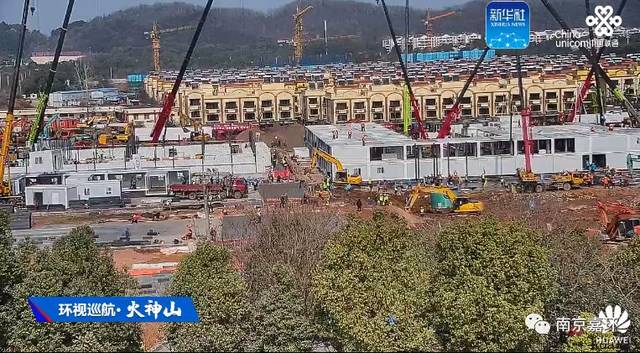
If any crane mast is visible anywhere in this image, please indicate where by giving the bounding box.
[150,0,215,143]
[293,5,313,66]
[145,23,196,72]
[1,0,31,197]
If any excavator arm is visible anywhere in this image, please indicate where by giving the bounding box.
[311,148,344,172]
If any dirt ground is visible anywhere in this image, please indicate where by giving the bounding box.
[258,123,306,148]
[325,184,640,235]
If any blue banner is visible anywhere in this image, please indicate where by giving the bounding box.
[29,296,199,323]
[485,1,531,49]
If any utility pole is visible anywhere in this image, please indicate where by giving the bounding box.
[201,132,210,239]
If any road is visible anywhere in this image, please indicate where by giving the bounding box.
[13,218,198,247]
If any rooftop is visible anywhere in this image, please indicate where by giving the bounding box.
[149,52,640,87]
[307,123,415,147]
[309,122,640,147]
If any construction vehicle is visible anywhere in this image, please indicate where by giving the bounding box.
[437,47,490,139]
[405,184,484,213]
[0,0,31,200]
[293,4,313,66]
[547,172,588,191]
[150,0,214,143]
[189,130,211,142]
[567,71,594,123]
[169,177,248,200]
[310,148,362,185]
[27,0,75,147]
[540,0,639,127]
[597,201,640,242]
[116,123,133,143]
[378,0,428,139]
[145,22,196,72]
[424,9,456,51]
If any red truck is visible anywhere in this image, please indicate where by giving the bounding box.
[169,178,248,200]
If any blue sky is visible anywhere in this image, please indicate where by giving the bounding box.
[0,0,469,34]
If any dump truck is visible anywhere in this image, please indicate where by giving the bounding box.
[169,177,248,200]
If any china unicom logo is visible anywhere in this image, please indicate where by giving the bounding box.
[598,305,631,334]
[585,5,622,37]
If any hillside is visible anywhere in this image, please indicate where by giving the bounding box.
[2,0,640,75]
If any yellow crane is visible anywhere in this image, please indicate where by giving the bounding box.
[293,5,313,66]
[310,148,362,185]
[145,22,196,71]
[1,0,31,199]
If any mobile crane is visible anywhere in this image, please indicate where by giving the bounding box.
[150,0,214,143]
[0,0,31,200]
[540,0,639,127]
[437,47,490,139]
[26,0,75,147]
[377,0,428,139]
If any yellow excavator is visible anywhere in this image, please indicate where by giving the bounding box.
[405,184,485,213]
[310,148,362,185]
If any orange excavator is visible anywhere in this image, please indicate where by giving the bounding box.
[597,201,640,242]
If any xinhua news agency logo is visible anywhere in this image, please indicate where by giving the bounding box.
[553,4,622,49]
[526,305,631,347]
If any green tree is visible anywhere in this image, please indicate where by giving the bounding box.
[545,228,612,350]
[606,239,640,351]
[3,226,142,352]
[247,265,316,352]
[564,312,617,352]
[166,242,250,352]
[313,212,440,352]
[430,218,556,352]
[0,211,22,348]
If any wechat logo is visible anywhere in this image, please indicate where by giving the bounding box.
[526,313,551,335]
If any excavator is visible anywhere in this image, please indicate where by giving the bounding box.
[597,201,640,242]
[405,184,484,213]
[310,148,362,185]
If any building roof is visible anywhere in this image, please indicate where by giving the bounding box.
[308,122,640,147]
[307,123,415,147]
[149,52,639,87]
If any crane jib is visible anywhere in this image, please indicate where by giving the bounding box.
[150,0,214,143]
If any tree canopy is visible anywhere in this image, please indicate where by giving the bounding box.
[166,242,250,351]
[429,218,556,352]
[2,226,142,352]
[313,212,440,351]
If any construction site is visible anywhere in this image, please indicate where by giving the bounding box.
[3,0,640,348]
